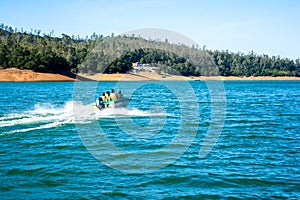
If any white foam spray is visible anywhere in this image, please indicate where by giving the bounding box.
[0,101,167,135]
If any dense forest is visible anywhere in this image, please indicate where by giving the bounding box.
[0,24,299,76]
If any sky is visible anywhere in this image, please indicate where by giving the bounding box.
[0,0,299,59]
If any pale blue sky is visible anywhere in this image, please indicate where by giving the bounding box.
[1,0,299,59]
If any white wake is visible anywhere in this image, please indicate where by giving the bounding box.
[0,101,167,135]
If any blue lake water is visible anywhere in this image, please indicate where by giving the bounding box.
[0,81,299,199]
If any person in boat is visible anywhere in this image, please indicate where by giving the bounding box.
[96,96,104,109]
[101,92,107,107]
[117,90,123,99]
[110,89,118,101]
[105,91,112,107]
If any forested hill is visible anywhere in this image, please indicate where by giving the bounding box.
[0,24,299,76]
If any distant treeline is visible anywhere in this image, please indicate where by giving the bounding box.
[0,24,299,76]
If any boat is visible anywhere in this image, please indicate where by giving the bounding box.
[95,97,129,110]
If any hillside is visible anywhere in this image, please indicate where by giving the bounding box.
[0,24,299,77]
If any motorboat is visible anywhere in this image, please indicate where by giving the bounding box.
[95,97,129,110]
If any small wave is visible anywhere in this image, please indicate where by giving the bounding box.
[4,121,65,135]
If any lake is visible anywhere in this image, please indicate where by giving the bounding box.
[0,81,299,199]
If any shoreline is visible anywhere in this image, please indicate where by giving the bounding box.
[1,68,300,82]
